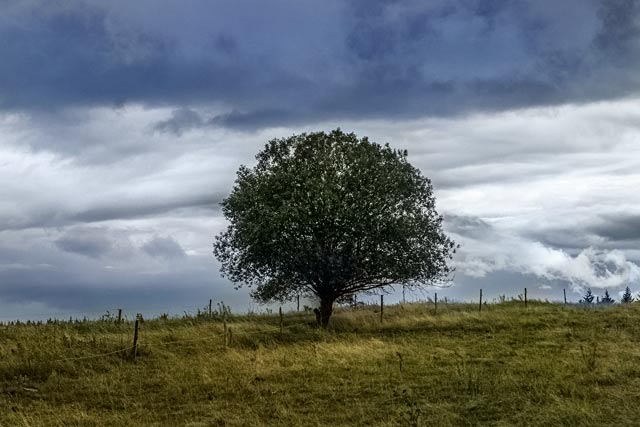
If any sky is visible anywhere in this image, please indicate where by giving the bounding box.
[1,0,640,320]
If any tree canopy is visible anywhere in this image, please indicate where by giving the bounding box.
[214,129,457,326]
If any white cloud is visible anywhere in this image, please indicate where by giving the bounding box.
[2,99,640,311]
[452,226,640,290]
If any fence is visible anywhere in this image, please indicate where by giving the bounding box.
[0,286,618,366]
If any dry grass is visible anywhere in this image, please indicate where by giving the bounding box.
[2,301,640,426]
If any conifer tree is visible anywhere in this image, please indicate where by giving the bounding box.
[599,289,615,305]
[580,288,594,304]
[621,286,634,304]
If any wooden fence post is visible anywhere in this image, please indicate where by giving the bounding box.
[524,288,528,308]
[563,288,567,305]
[117,308,122,324]
[131,314,140,360]
[279,307,283,334]
[402,286,406,304]
[479,289,483,312]
[297,294,300,312]
[434,292,438,315]
[380,295,384,323]
[208,299,212,318]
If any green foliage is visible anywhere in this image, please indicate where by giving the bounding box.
[214,129,456,325]
[621,286,634,303]
[599,289,615,305]
[580,288,595,304]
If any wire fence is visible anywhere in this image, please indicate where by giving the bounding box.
[0,286,615,366]
[39,318,314,364]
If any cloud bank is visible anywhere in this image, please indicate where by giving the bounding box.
[2,0,640,130]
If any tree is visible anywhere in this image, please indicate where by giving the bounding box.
[599,289,615,305]
[580,288,594,304]
[214,129,457,327]
[621,286,634,304]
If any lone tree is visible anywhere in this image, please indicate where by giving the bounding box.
[621,286,634,304]
[214,129,457,327]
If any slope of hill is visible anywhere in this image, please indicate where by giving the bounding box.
[1,301,639,426]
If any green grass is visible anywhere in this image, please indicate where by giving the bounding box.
[2,301,640,426]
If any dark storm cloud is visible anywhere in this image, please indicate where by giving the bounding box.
[153,108,205,136]
[524,229,597,253]
[589,214,640,241]
[2,0,640,130]
[71,194,222,224]
[143,237,186,259]
[154,108,307,133]
[0,266,231,316]
[55,232,112,259]
[521,213,640,252]
[444,214,493,240]
[0,193,222,232]
[0,228,242,318]
[593,0,640,59]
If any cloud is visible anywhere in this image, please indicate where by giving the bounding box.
[588,214,640,241]
[1,1,640,129]
[71,194,222,225]
[2,88,640,314]
[55,232,113,259]
[448,215,640,290]
[142,237,186,259]
[53,226,137,259]
[153,108,205,136]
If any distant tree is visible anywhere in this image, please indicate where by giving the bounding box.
[621,286,634,304]
[599,289,615,305]
[580,288,594,304]
[214,129,457,327]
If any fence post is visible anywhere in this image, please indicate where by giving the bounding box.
[209,299,212,318]
[131,314,140,360]
[117,308,122,324]
[479,289,483,312]
[563,288,567,305]
[402,286,406,304]
[297,294,300,312]
[434,292,438,315]
[380,295,384,323]
[279,306,283,334]
[524,288,528,308]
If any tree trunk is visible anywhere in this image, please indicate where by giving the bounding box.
[319,297,334,329]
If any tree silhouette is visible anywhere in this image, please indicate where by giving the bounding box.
[214,129,457,327]
[580,288,594,304]
[599,289,615,305]
[621,286,634,304]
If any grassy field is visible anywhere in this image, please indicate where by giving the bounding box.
[2,301,640,426]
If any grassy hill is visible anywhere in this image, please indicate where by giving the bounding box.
[2,301,640,426]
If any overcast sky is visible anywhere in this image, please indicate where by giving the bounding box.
[1,0,640,320]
